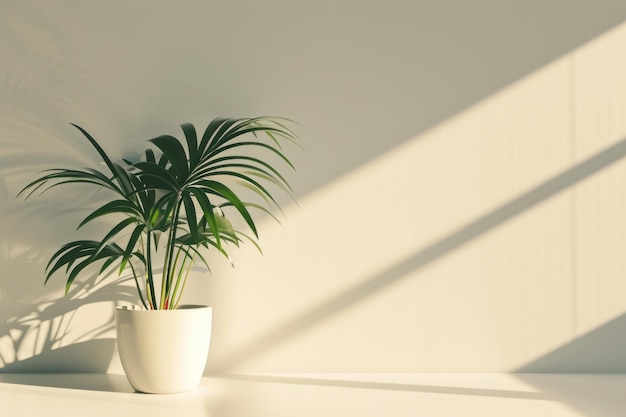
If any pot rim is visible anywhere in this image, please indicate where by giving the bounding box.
[115,304,211,311]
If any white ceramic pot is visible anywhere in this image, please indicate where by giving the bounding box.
[115,305,212,394]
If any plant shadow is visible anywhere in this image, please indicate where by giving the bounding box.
[0,254,137,373]
[0,372,133,393]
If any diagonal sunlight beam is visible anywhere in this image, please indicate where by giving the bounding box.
[209,139,626,372]
[208,137,626,373]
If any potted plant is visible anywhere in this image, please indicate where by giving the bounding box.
[18,117,298,393]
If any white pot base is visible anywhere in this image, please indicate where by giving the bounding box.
[115,305,212,394]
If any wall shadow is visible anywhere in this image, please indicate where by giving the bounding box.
[0,7,143,372]
[0,341,115,373]
[0,165,137,371]
[208,137,626,372]
[510,256,626,416]
[514,374,626,417]
[0,263,137,372]
[0,372,133,392]
[0,152,138,372]
[514,313,626,415]
[516,312,626,373]
[2,2,626,201]
[282,3,626,198]
[3,2,626,376]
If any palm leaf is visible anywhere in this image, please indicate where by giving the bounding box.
[182,193,198,242]
[149,135,189,181]
[78,199,143,229]
[71,124,135,196]
[188,187,221,248]
[181,123,199,168]
[206,141,295,170]
[120,224,145,273]
[195,179,257,237]
[89,217,137,262]
[133,161,179,191]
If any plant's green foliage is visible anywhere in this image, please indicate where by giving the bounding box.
[150,135,189,181]
[197,179,257,237]
[121,224,145,273]
[17,117,298,309]
[181,193,198,242]
[181,123,199,168]
[78,200,143,229]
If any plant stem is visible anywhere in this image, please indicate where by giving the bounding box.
[165,246,183,308]
[169,248,187,308]
[146,231,157,309]
[129,261,149,309]
[160,197,182,309]
[172,254,194,309]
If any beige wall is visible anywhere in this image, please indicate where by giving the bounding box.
[2,1,626,373]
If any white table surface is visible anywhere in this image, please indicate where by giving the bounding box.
[1,373,625,417]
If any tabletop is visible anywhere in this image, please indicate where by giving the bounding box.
[2,372,625,417]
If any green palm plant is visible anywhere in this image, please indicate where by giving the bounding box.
[18,117,298,310]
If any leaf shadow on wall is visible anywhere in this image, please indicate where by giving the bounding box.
[0,373,133,393]
[208,137,626,373]
[0,153,138,373]
[0,240,137,373]
[0,3,139,372]
[0,2,135,151]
